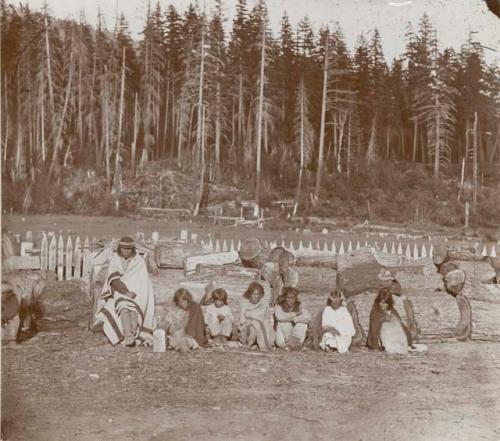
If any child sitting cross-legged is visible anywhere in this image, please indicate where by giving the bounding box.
[204,288,234,347]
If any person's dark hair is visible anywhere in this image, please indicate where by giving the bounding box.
[211,288,228,305]
[117,236,136,258]
[374,288,395,309]
[173,288,193,306]
[277,287,301,312]
[326,289,344,307]
[243,281,264,300]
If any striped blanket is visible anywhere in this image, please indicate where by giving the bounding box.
[96,254,156,346]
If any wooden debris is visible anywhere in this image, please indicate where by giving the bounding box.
[2,256,41,272]
[155,242,212,270]
[184,251,240,274]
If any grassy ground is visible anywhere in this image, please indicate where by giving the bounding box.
[2,330,500,441]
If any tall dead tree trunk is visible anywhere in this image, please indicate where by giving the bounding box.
[255,25,266,212]
[193,19,206,216]
[433,95,440,178]
[472,112,478,209]
[115,47,126,174]
[314,30,329,203]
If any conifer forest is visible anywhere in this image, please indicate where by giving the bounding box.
[1,1,499,225]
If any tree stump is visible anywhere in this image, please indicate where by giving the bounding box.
[239,238,270,269]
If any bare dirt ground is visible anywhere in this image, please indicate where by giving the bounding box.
[2,331,500,441]
[2,214,500,440]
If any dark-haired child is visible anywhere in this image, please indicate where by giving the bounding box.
[319,290,355,353]
[274,287,311,351]
[204,288,234,346]
[238,282,275,351]
[165,288,207,351]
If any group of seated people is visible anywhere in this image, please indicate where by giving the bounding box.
[96,237,424,355]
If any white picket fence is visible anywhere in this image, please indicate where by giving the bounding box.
[15,229,498,281]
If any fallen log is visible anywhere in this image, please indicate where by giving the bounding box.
[295,255,337,270]
[183,251,240,274]
[2,256,41,272]
[433,243,483,266]
[191,264,260,280]
[155,242,212,270]
[239,238,270,269]
[336,248,384,297]
[445,260,496,284]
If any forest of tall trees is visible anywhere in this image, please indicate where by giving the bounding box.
[1,0,499,220]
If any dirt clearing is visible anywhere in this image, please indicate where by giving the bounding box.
[2,330,500,441]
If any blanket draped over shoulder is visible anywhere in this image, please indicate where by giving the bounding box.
[366,304,412,350]
[96,254,156,346]
[239,296,275,351]
[184,302,208,347]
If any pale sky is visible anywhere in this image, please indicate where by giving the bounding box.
[21,0,500,63]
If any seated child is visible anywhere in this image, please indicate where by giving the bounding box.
[165,288,207,351]
[319,290,356,353]
[274,287,311,351]
[367,287,413,354]
[204,288,233,346]
[238,282,275,351]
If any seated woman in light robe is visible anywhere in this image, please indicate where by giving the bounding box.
[366,288,413,354]
[274,287,311,351]
[238,282,275,351]
[96,237,156,347]
[164,288,207,351]
[319,290,356,353]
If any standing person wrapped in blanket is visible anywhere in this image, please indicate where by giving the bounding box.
[204,288,234,347]
[238,282,275,351]
[274,287,311,351]
[164,288,207,352]
[317,290,356,353]
[96,237,156,347]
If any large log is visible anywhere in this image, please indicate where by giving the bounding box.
[336,248,384,297]
[294,267,337,294]
[191,264,260,280]
[239,238,270,269]
[446,260,496,284]
[183,251,240,274]
[155,242,212,270]
[433,243,483,266]
[295,255,337,270]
